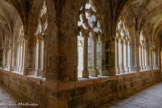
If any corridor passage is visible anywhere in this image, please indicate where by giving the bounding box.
[100,82,162,108]
[0,84,22,108]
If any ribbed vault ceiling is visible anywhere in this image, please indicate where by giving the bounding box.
[122,0,162,42]
[0,0,161,46]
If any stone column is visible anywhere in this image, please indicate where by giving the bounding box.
[141,44,144,70]
[2,46,6,69]
[120,39,124,73]
[2,47,4,70]
[22,40,26,73]
[19,40,23,72]
[9,44,12,72]
[35,38,40,76]
[100,37,106,75]
[26,36,35,75]
[35,36,44,76]
[139,45,141,70]
[125,41,129,72]
[7,45,11,70]
[91,32,98,77]
[40,38,44,76]
[160,42,162,71]
[160,44,162,77]
[156,48,159,68]
[143,44,146,70]
[149,46,151,69]
[109,35,116,76]
[128,42,131,72]
[146,45,148,69]
[144,45,147,70]
[17,40,20,71]
[147,46,149,69]
[144,45,146,70]
[42,39,46,78]
[136,36,140,72]
[18,40,21,72]
[5,46,7,67]
[82,33,89,78]
[156,48,158,68]
[115,37,119,74]
[11,42,15,68]
[158,46,160,69]
[149,46,152,69]
[38,39,41,74]
[142,44,144,70]
[153,49,156,69]
[14,43,17,67]
[6,46,8,67]
[22,36,28,75]
[123,40,126,72]
[118,39,122,73]
[151,48,153,70]
[102,35,116,76]
[100,36,116,76]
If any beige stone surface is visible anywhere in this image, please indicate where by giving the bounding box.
[99,82,162,108]
[0,84,22,108]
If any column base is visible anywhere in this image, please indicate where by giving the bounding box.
[108,68,115,76]
[11,66,18,71]
[19,66,25,73]
[124,67,129,72]
[129,66,137,72]
[36,69,43,76]
[140,66,143,71]
[26,68,34,75]
[119,66,124,73]
[18,66,22,73]
[23,67,27,75]
[143,66,146,70]
[101,69,110,76]
[90,70,98,77]
[82,70,89,78]
[42,70,46,78]
[3,65,9,70]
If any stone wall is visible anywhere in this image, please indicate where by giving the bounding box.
[0,69,161,108]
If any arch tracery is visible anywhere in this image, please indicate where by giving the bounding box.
[77,0,103,78]
[115,17,132,74]
[34,0,48,77]
[15,25,26,73]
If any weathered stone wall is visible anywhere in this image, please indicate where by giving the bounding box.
[0,69,160,108]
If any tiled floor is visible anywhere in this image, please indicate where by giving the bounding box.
[0,84,22,108]
[99,82,162,108]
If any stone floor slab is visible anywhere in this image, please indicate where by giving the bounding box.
[0,84,22,108]
[99,82,162,108]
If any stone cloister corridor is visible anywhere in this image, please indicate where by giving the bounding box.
[0,0,162,108]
